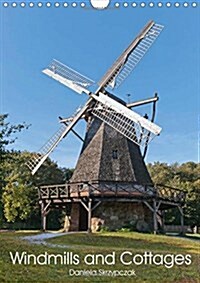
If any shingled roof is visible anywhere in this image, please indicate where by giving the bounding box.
[70,117,153,186]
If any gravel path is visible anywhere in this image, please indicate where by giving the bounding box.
[21,231,199,249]
[21,232,84,248]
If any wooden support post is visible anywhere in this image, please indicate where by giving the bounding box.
[88,199,92,233]
[153,199,157,235]
[43,214,47,232]
[41,202,46,232]
[144,200,158,234]
[178,206,184,235]
[161,210,165,234]
[41,201,51,232]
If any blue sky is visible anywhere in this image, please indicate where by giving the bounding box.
[1,2,200,168]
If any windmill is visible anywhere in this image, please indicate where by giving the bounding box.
[27,20,174,233]
[27,20,163,176]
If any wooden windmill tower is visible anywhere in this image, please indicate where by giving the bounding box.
[27,21,185,233]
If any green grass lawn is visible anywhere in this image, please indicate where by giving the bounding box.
[0,231,199,283]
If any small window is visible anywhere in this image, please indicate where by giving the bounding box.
[112,150,118,159]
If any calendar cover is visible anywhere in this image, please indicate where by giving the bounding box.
[0,0,199,282]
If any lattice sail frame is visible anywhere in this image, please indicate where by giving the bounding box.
[91,93,161,146]
[112,24,164,89]
[98,21,164,90]
[26,124,67,174]
[48,59,94,87]
[26,99,93,175]
[92,102,153,146]
[42,59,94,95]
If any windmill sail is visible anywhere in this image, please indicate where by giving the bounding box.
[26,125,68,175]
[43,59,94,95]
[27,98,92,175]
[97,21,164,91]
[27,20,163,175]
[91,93,161,146]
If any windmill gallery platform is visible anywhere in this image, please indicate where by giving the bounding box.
[38,179,186,234]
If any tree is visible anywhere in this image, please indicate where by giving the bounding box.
[1,150,70,223]
[0,114,29,225]
[0,114,76,228]
[147,162,177,185]
[177,163,200,228]
[147,162,200,229]
[0,114,29,188]
[61,168,74,183]
[2,173,32,222]
[0,114,29,151]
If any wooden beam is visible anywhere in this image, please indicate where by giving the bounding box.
[59,116,84,142]
[143,201,154,212]
[156,201,162,211]
[127,95,159,108]
[178,206,185,235]
[40,200,51,232]
[143,200,158,234]
[41,202,46,232]
[43,214,47,232]
[158,200,180,207]
[143,93,158,159]
[80,200,89,212]
[43,200,51,212]
[88,199,92,233]
[161,210,165,233]
[91,201,101,211]
[153,199,158,235]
